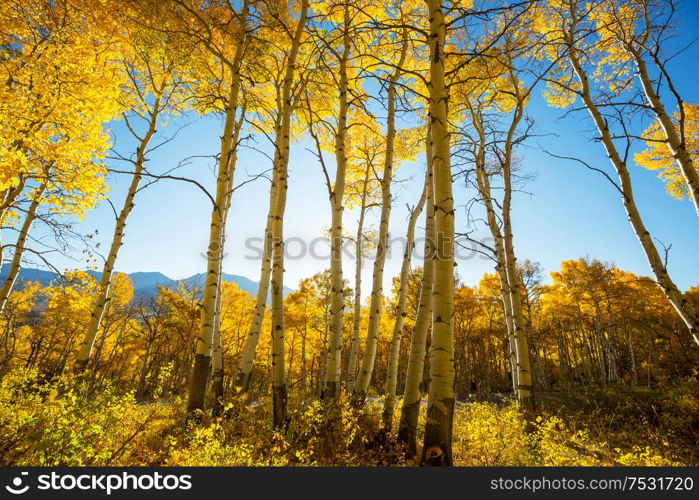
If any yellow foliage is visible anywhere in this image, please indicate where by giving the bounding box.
[636,103,699,200]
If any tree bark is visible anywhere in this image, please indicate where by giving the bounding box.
[234,116,281,394]
[352,47,407,404]
[421,0,456,466]
[628,46,699,215]
[270,0,308,427]
[346,163,371,392]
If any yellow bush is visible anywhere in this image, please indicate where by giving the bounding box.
[0,368,176,466]
[535,416,608,466]
[453,402,531,466]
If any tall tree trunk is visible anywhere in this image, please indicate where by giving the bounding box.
[234,112,283,394]
[186,0,249,416]
[501,105,535,416]
[468,106,519,395]
[566,25,699,347]
[323,6,350,399]
[0,183,46,315]
[75,97,161,373]
[270,0,308,427]
[211,102,247,411]
[421,0,456,466]
[398,136,434,456]
[382,172,427,429]
[210,230,227,416]
[346,164,371,392]
[352,96,397,403]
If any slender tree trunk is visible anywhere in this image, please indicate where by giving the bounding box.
[352,30,409,405]
[0,183,46,315]
[398,141,434,456]
[346,164,371,392]
[382,172,427,429]
[136,344,152,401]
[323,6,350,399]
[270,0,308,427]
[627,327,638,386]
[75,98,161,373]
[501,138,535,417]
[301,324,308,392]
[210,237,226,416]
[352,101,396,402]
[187,1,249,416]
[211,103,245,412]
[469,107,519,395]
[566,28,699,347]
[234,113,282,394]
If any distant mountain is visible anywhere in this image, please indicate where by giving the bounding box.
[0,266,293,299]
[179,272,293,299]
[125,272,177,294]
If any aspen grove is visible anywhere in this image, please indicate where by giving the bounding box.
[0,0,698,467]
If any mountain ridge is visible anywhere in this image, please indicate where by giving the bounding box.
[0,266,293,299]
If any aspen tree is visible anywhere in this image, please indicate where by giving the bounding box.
[0,0,123,314]
[323,4,351,399]
[75,28,185,371]
[211,106,245,413]
[352,29,409,404]
[499,67,536,416]
[382,172,427,428]
[0,184,46,314]
[235,158,278,394]
[421,0,456,466]
[269,0,309,427]
[595,0,699,215]
[468,103,523,399]
[187,0,250,416]
[398,126,434,456]
[234,114,281,394]
[74,105,159,372]
[346,161,376,391]
[0,0,122,227]
[542,0,699,347]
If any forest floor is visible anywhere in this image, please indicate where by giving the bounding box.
[0,369,697,466]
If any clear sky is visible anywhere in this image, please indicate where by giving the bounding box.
[30,3,699,297]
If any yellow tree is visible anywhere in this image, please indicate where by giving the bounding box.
[351,4,412,405]
[532,0,699,347]
[75,0,192,372]
[266,0,310,427]
[382,145,427,429]
[455,21,540,416]
[343,139,381,392]
[233,0,317,396]
[397,126,435,456]
[591,0,699,214]
[168,0,252,416]
[0,0,124,314]
[420,0,460,466]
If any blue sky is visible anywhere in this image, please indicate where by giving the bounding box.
[29,3,699,296]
